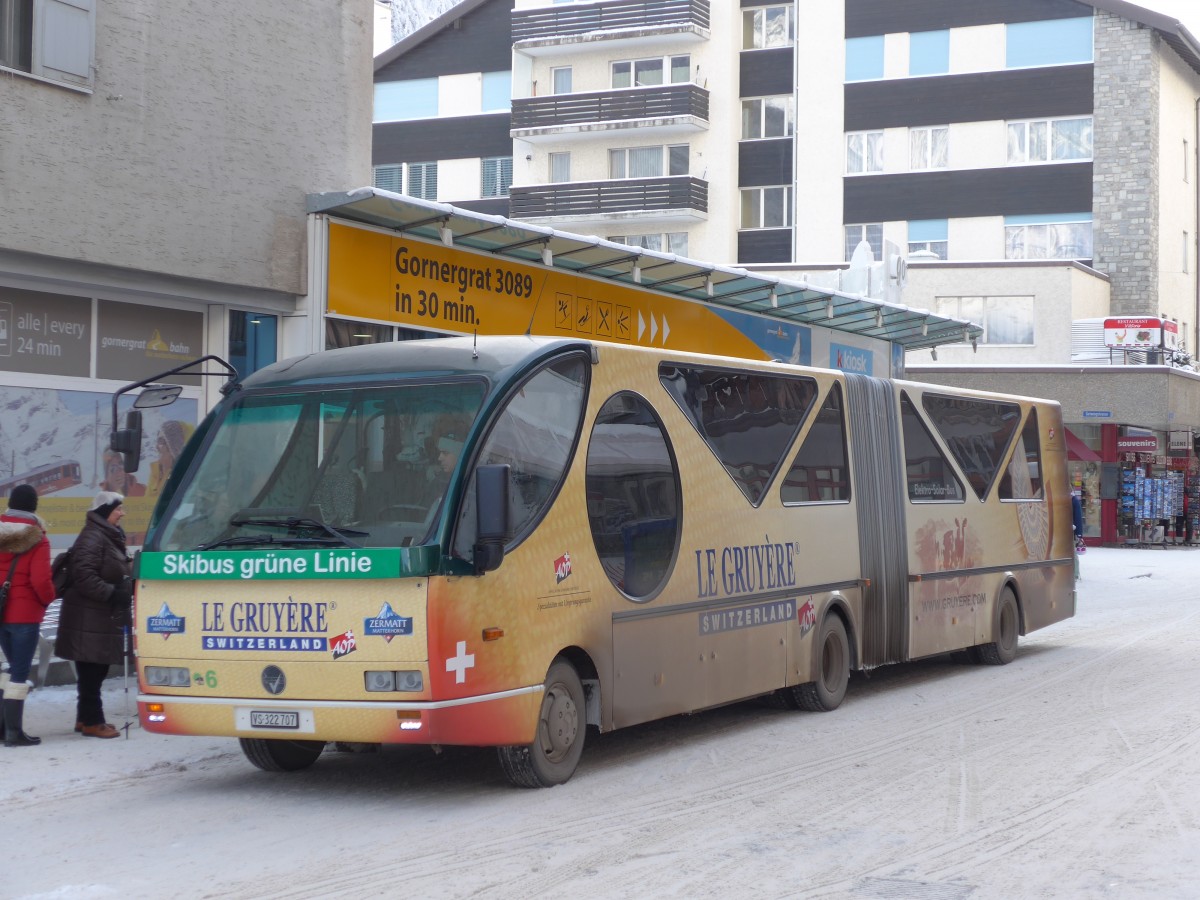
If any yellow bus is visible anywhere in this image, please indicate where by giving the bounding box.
[132,336,1075,786]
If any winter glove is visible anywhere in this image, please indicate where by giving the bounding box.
[109,577,134,609]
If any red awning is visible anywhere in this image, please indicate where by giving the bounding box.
[1065,428,1101,461]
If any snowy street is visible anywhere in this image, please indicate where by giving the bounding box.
[6,546,1199,899]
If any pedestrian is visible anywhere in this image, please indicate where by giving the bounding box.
[54,491,133,739]
[1,484,56,747]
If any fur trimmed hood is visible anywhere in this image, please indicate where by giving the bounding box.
[0,515,45,555]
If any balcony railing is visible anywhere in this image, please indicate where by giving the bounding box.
[512,84,709,132]
[509,176,708,219]
[512,0,710,43]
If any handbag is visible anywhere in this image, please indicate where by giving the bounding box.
[0,550,27,616]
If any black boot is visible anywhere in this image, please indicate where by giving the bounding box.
[4,692,42,748]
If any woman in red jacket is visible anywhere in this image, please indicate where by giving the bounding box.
[0,484,56,748]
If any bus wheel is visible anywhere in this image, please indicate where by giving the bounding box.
[239,738,326,772]
[790,615,850,712]
[497,659,585,788]
[976,588,1019,666]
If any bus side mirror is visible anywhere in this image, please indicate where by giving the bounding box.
[110,410,143,474]
[473,464,511,574]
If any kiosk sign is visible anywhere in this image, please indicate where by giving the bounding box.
[1104,317,1166,350]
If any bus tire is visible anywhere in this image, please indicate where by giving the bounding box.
[497,659,585,788]
[976,588,1019,666]
[792,615,850,712]
[239,738,326,772]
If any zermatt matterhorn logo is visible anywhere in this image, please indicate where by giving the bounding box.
[363,601,413,643]
[147,602,185,639]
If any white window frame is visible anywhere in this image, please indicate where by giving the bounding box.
[741,96,795,141]
[846,131,884,175]
[611,55,690,89]
[0,0,95,91]
[608,145,689,179]
[742,5,794,50]
[549,152,571,183]
[1004,218,1092,260]
[550,66,572,95]
[909,125,948,170]
[481,157,513,198]
[407,162,438,201]
[740,186,794,229]
[1007,116,1093,164]
[845,224,882,261]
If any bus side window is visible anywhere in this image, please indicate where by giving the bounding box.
[999,407,1044,500]
[921,394,1023,501]
[780,382,851,504]
[586,391,681,601]
[452,355,588,559]
[900,393,965,503]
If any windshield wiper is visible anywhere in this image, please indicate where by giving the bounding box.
[229,512,367,547]
[195,533,345,551]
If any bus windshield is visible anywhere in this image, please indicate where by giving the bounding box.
[154,379,486,551]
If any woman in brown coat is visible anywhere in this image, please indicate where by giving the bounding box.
[54,491,133,739]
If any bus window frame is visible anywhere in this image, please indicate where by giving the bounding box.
[900,390,969,505]
[780,380,853,507]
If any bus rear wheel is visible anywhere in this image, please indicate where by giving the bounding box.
[786,615,850,712]
[497,658,585,788]
[239,738,326,772]
[976,588,1019,666]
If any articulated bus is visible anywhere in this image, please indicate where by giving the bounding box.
[133,336,1075,786]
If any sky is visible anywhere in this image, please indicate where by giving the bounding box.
[1134,0,1200,36]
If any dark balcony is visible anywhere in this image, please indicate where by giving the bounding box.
[512,84,709,134]
[512,0,710,44]
[509,176,708,221]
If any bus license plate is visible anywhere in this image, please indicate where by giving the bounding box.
[249,711,300,729]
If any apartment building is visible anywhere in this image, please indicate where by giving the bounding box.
[1,0,372,541]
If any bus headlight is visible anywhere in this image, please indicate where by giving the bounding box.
[364,670,423,692]
[145,666,191,687]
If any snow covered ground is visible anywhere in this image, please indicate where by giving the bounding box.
[5,546,1200,899]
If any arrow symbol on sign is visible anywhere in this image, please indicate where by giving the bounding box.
[661,315,670,345]
[650,314,658,344]
[638,311,646,341]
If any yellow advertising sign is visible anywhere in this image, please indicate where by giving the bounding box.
[326,221,774,360]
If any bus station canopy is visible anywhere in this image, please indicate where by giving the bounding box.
[308,188,983,352]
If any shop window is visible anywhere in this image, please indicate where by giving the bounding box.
[659,364,816,505]
[900,393,964,503]
[586,392,680,600]
[228,311,278,381]
[780,383,851,504]
[921,393,1023,501]
[999,408,1044,500]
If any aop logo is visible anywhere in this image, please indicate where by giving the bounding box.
[554,551,572,584]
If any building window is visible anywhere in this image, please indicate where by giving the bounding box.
[846,131,884,174]
[741,187,793,229]
[549,152,571,183]
[229,311,278,381]
[934,296,1035,346]
[741,96,794,140]
[908,219,947,259]
[1004,214,1092,260]
[481,70,510,112]
[407,162,438,200]
[1007,117,1092,164]
[550,66,572,94]
[373,164,404,193]
[909,29,949,76]
[609,145,688,178]
[611,233,689,256]
[845,224,882,261]
[612,55,689,88]
[481,157,513,197]
[910,126,948,170]
[0,0,95,90]
[1006,18,1093,69]
[743,6,794,50]
[845,35,884,81]
[373,77,438,122]
[1185,231,1190,274]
